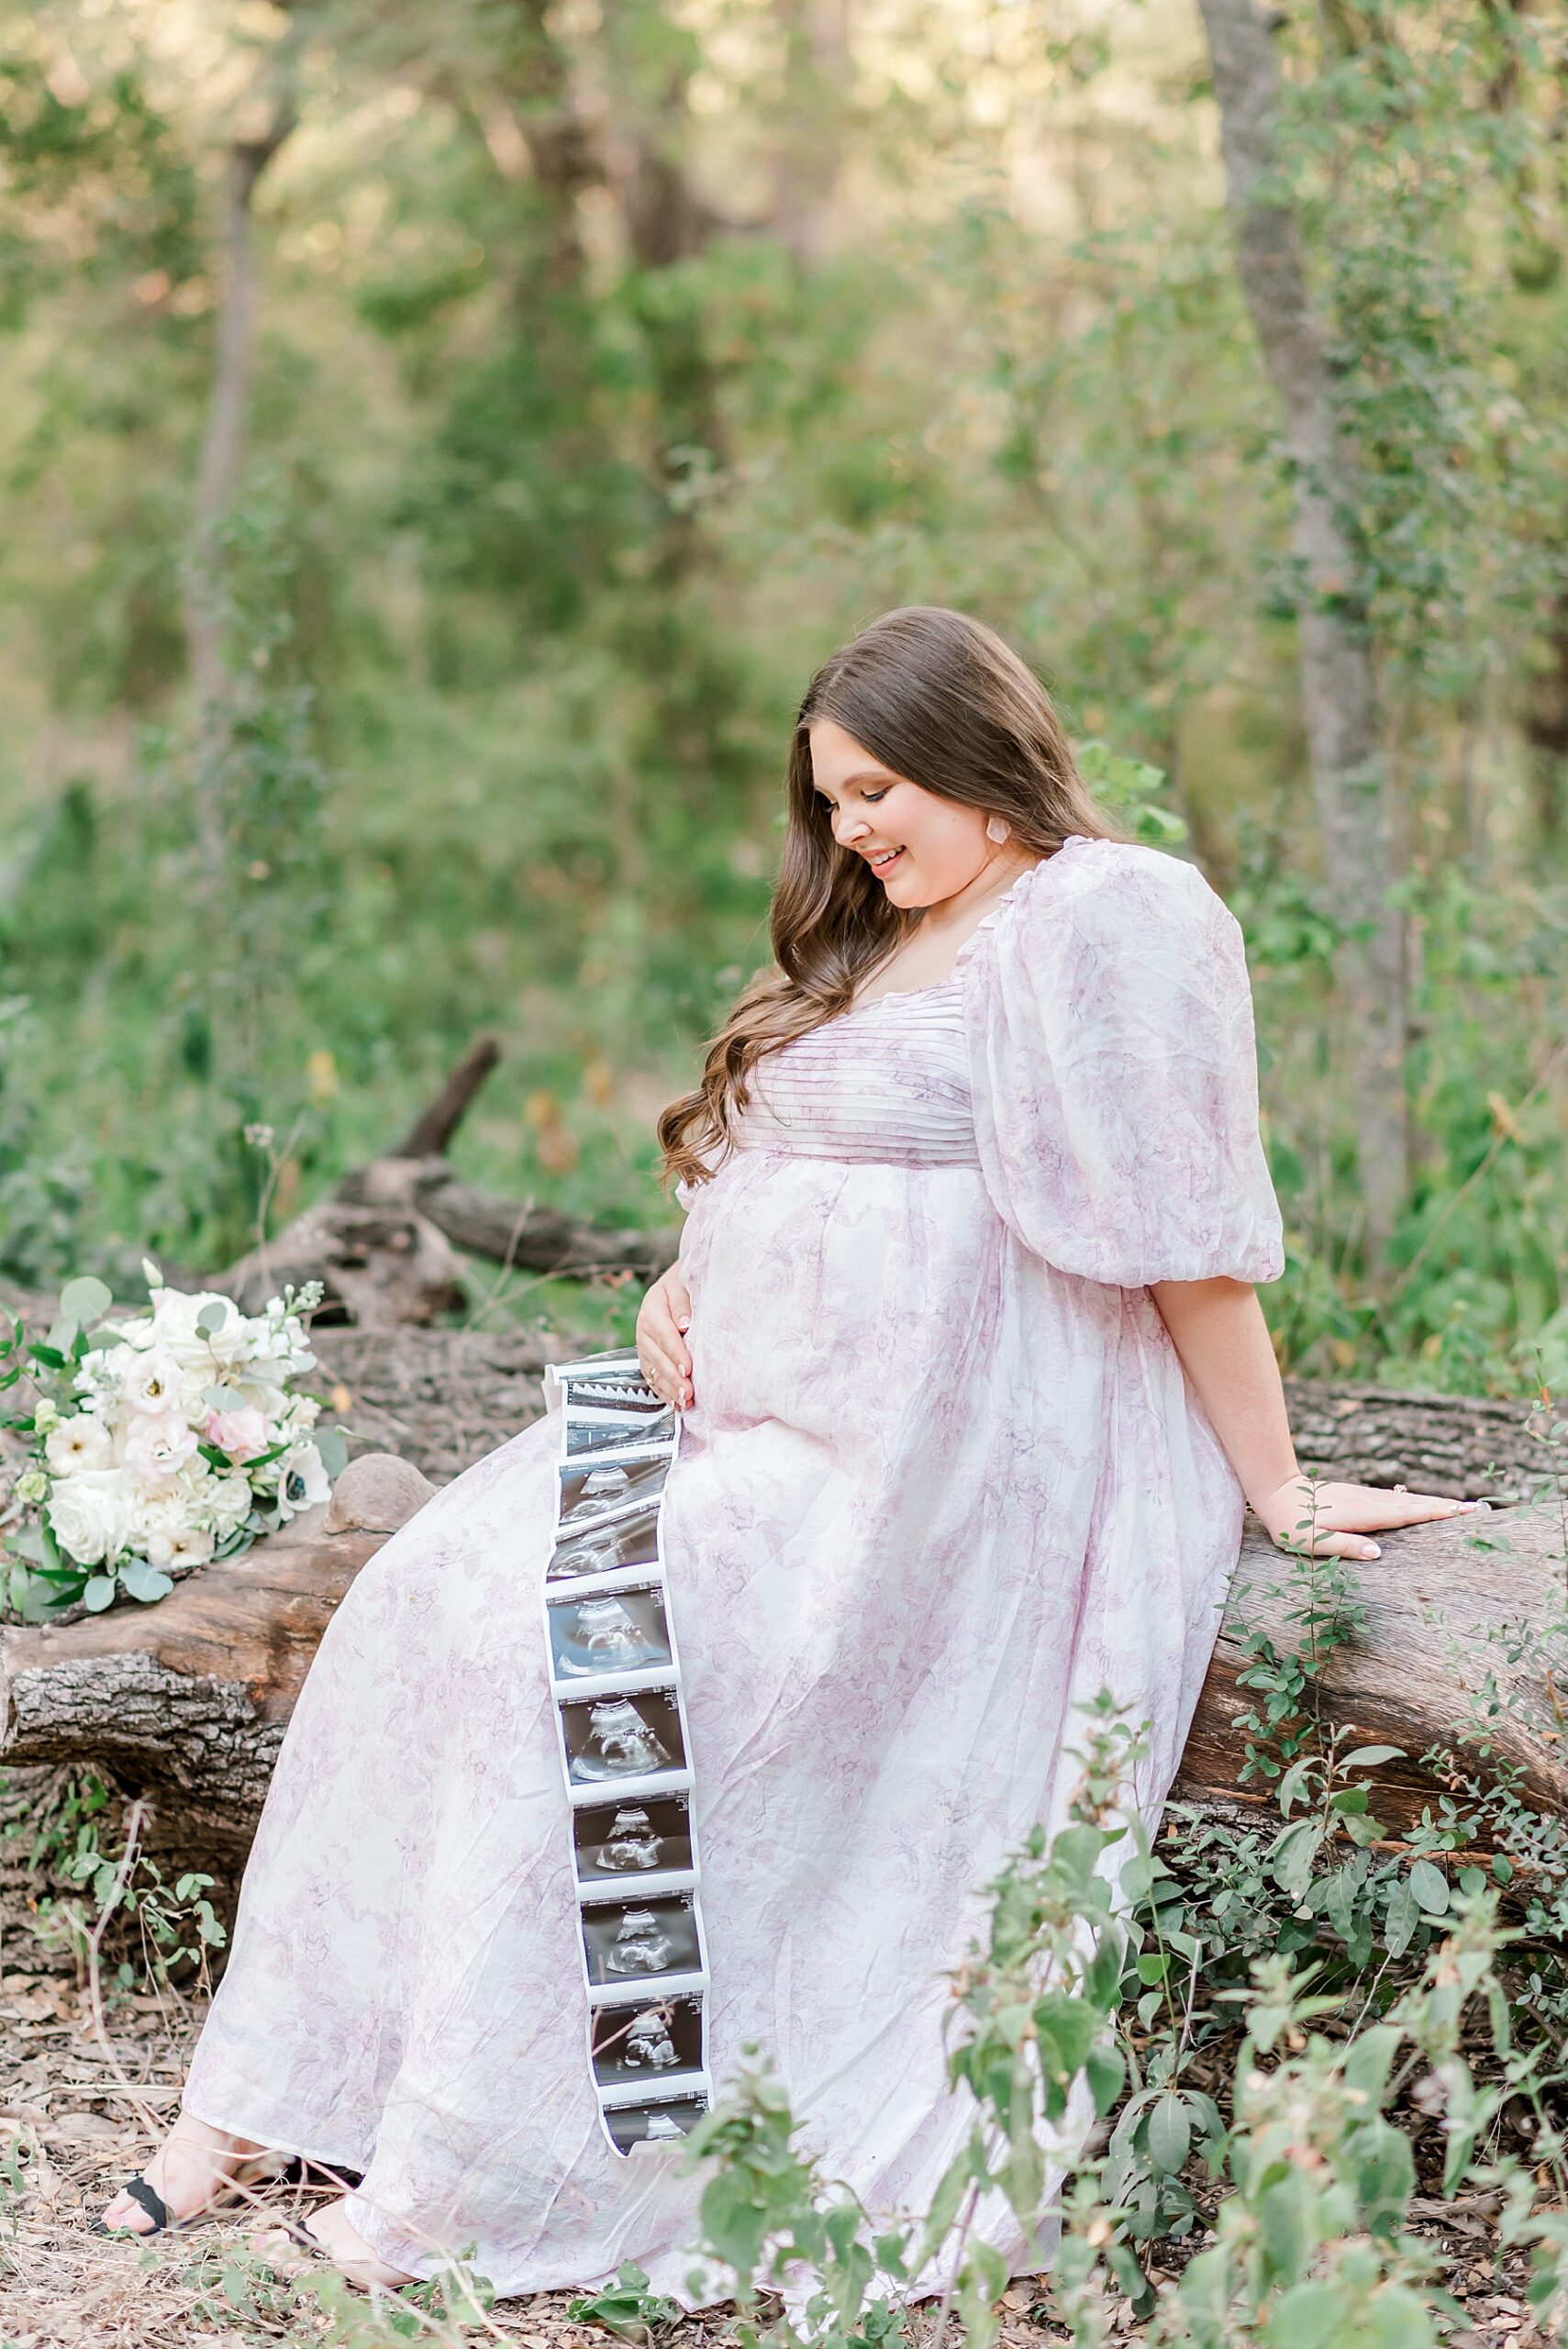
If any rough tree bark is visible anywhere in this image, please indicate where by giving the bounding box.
[183,20,302,713]
[1195,0,1409,1258]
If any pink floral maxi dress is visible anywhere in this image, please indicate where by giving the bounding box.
[183,839,1284,2293]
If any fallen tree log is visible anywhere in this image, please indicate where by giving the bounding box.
[1177,1495,1568,1832]
[1283,1378,1564,1505]
[301,1341,1568,1500]
[5,1403,1567,1877]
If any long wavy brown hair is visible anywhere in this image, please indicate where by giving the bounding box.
[658,606,1120,1188]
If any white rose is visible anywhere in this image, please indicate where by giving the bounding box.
[272,1441,330,1520]
[204,1473,254,1541]
[44,1417,115,1475]
[197,1298,255,1374]
[153,1288,256,1375]
[148,1288,214,1371]
[146,1524,216,1573]
[48,1471,130,1567]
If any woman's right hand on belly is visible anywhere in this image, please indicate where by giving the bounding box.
[637,1265,694,1408]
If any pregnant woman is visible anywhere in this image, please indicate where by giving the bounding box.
[100,606,1471,2289]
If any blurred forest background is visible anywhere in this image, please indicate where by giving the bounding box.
[0,0,1565,1390]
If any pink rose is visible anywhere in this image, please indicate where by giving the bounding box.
[124,1408,199,1485]
[203,1404,270,1464]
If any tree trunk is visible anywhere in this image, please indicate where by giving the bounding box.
[1523,586,1568,841]
[1195,0,1409,1260]
[772,0,852,266]
[183,45,301,713]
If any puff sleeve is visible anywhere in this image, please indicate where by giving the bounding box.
[962,840,1284,1287]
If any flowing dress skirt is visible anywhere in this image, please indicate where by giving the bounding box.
[183,1148,1244,2295]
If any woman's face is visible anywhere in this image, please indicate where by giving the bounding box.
[807,719,995,911]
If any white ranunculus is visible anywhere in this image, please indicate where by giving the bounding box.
[147,1524,216,1573]
[204,1473,254,1541]
[44,1416,115,1475]
[272,1441,330,1520]
[48,1471,130,1567]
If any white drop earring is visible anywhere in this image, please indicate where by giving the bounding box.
[985,814,1011,844]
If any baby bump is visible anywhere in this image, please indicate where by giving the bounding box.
[678,1152,1006,1451]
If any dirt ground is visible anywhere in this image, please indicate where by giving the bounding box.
[0,1846,1550,2349]
[0,1965,1550,2349]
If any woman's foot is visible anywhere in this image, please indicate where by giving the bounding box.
[252,2193,417,2290]
[98,2114,275,2234]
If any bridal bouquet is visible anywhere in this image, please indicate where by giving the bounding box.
[4,1265,343,1619]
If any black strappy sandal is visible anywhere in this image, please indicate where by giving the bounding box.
[93,2154,361,2239]
[92,2172,174,2237]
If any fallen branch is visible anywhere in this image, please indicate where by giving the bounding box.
[215,1036,678,1325]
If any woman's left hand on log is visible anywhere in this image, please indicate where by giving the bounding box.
[1254,1475,1485,1563]
[636,1264,694,1408]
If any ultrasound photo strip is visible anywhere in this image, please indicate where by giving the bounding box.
[564,1409,678,1459]
[540,1350,712,2154]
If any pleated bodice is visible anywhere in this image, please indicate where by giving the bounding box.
[730,978,979,1168]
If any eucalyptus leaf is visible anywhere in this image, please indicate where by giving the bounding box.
[196,1299,229,1335]
[119,1559,174,1604]
[83,1575,117,1612]
[60,1275,113,1326]
[316,1427,349,1481]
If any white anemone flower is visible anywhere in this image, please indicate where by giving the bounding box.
[272,1441,330,1520]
